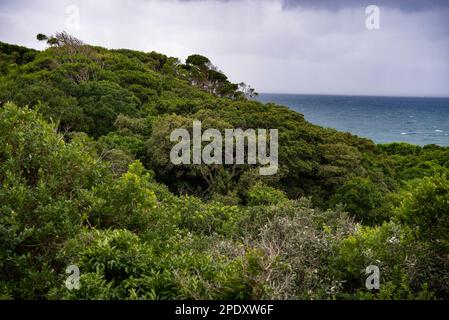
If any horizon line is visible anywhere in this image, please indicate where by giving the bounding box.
[259,92,449,99]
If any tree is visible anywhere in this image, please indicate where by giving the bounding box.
[331,177,384,224]
[46,37,59,46]
[238,82,259,99]
[186,54,211,68]
[396,174,449,244]
[36,33,48,41]
[184,54,242,98]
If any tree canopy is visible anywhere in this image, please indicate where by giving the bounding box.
[0,33,448,300]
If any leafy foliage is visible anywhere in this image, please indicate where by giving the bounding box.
[1,35,448,300]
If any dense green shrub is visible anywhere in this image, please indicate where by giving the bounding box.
[330,177,385,224]
[0,103,109,298]
[393,174,449,298]
[1,36,449,300]
[49,229,270,299]
[247,182,288,206]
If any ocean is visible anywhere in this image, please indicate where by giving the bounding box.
[257,93,449,146]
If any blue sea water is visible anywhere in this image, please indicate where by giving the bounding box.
[257,93,449,146]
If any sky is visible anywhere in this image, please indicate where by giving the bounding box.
[1,0,449,97]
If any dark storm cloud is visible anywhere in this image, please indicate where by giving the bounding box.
[281,0,449,11]
[179,0,449,11]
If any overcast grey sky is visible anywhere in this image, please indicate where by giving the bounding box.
[1,0,449,97]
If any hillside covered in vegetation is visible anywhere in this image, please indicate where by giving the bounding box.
[0,33,448,299]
